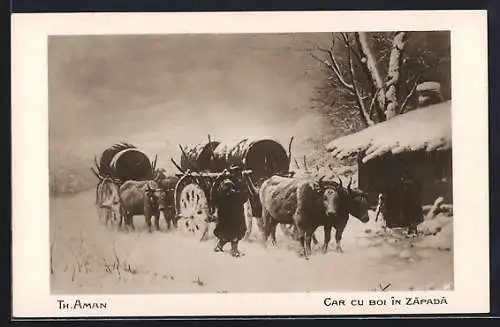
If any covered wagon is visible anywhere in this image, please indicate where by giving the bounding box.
[95,142,156,182]
[92,142,158,226]
[174,137,293,239]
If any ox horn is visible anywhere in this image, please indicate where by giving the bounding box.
[337,176,343,188]
[92,156,105,180]
[91,167,103,180]
[151,154,158,174]
[303,155,309,173]
[94,156,102,173]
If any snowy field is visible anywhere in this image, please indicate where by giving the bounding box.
[50,189,453,294]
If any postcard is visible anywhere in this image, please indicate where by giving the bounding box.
[11,10,489,318]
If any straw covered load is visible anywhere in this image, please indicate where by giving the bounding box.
[326,101,452,163]
[180,141,222,172]
[179,138,290,182]
[98,143,154,181]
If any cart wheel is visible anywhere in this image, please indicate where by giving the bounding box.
[177,182,211,240]
[96,205,107,224]
[95,185,109,225]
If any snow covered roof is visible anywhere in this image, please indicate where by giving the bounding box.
[326,101,452,163]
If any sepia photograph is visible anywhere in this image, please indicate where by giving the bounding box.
[12,11,489,317]
[48,31,454,294]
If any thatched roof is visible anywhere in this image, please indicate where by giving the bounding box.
[327,101,452,163]
[180,141,221,172]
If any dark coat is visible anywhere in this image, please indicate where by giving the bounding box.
[212,177,249,242]
[383,173,423,229]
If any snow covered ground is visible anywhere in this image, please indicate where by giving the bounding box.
[50,189,453,294]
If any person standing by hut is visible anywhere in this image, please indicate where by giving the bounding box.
[399,169,424,235]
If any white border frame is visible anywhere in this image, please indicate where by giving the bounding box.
[11,10,489,317]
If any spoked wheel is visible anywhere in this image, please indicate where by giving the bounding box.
[96,206,120,229]
[175,178,212,240]
[95,183,110,226]
[96,205,108,224]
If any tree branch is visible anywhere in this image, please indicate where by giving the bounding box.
[316,46,344,76]
[354,32,386,121]
[310,52,354,92]
[385,31,408,119]
[399,76,420,114]
[346,46,375,127]
[368,88,380,118]
[356,32,385,90]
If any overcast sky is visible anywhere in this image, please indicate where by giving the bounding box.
[48,33,334,162]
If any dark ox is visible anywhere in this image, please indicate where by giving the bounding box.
[153,168,180,230]
[258,175,370,259]
[211,169,250,257]
[119,180,167,233]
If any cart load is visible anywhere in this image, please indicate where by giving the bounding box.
[95,142,155,182]
[179,141,223,172]
[225,138,290,185]
[178,138,291,184]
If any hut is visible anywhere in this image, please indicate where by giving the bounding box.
[326,101,452,228]
[98,143,154,182]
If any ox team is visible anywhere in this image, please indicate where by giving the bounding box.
[96,162,376,259]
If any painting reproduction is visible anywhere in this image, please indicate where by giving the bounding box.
[49,31,453,293]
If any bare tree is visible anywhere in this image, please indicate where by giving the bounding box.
[311,31,451,128]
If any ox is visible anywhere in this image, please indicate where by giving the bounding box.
[211,167,250,257]
[153,168,180,230]
[91,163,122,227]
[119,180,167,233]
[244,177,319,246]
[258,175,370,259]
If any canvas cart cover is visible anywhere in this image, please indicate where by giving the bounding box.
[98,143,153,181]
[226,138,290,183]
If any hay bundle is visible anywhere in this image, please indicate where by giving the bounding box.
[97,143,154,182]
[180,141,221,172]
